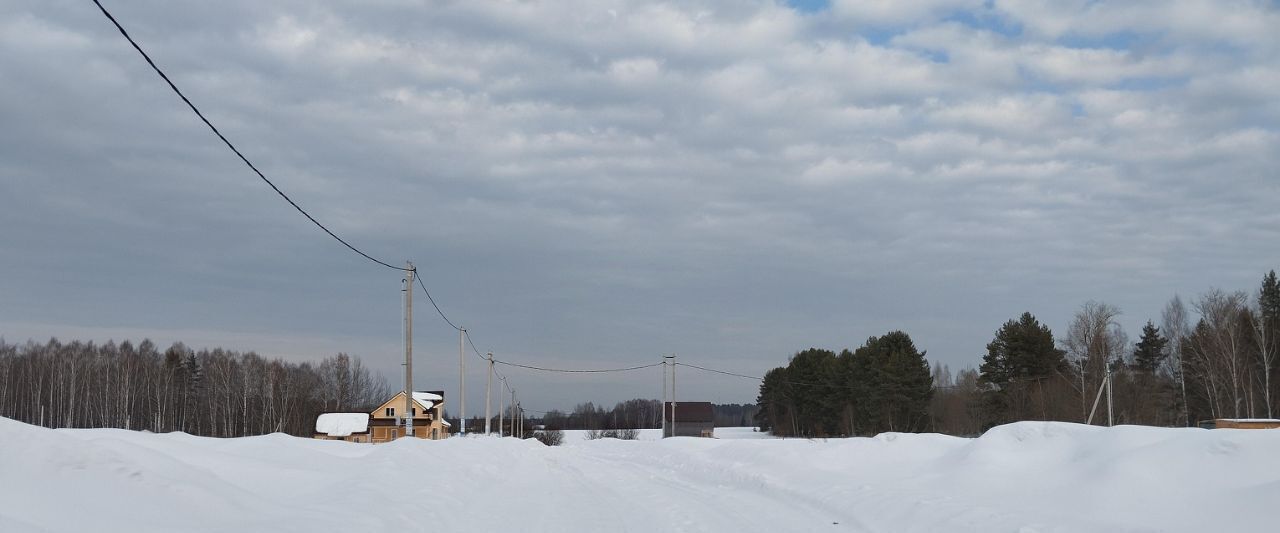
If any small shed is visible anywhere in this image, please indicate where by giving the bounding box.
[314,413,371,442]
[1198,418,1280,430]
[664,402,714,438]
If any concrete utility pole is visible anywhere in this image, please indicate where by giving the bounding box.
[1106,368,1114,427]
[510,388,517,437]
[485,352,493,435]
[459,328,466,435]
[662,355,674,437]
[498,377,506,437]
[404,262,415,438]
[671,354,677,438]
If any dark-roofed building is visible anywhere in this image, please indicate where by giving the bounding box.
[663,401,714,438]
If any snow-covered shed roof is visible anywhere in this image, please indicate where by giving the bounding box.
[315,413,370,437]
[413,391,443,410]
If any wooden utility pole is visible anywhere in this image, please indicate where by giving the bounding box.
[404,262,415,438]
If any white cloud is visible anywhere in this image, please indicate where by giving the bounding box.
[832,0,985,25]
[1,0,1278,408]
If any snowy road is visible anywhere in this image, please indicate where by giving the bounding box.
[2,418,1277,532]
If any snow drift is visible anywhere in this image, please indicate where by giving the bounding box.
[1,417,1277,532]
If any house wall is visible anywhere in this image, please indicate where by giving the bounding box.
[1208,419,1280,429]
[369,418,448,443]
[313,433,370,443]
[665,422,714,438]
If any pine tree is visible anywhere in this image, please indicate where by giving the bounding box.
[849,332,932,434]
[1262,270,1280,323]
[978,312,1067,428]
[980,312,1065,384]
[1131,321,1169,374]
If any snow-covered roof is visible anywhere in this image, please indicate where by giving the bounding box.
[441,419,451,427]
[315,413,369,437]
[413,391,442,410]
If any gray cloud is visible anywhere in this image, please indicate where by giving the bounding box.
[2,0,1277,413]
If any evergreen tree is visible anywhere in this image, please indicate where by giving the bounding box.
[785,348,839,437]
[755,367,792,435]
[848,332,933,434]
[978,312,1066,428]
[1131,321,1169,374]
[1262,270,1280,323]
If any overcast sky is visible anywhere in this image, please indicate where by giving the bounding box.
[2,0,1278,413]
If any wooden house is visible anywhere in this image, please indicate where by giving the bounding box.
[314,390,451,443]
[663,401,715,438]
[1197,418,1280,430]
[369,391,450,442]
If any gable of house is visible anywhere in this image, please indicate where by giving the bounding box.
[371,391,443,420]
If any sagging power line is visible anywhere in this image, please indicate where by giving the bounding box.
[92,1,795,434]
[91,0,408,273]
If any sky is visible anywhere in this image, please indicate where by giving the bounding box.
[2,0,1278,414]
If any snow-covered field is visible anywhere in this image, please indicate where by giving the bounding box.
[2,417,1278,532]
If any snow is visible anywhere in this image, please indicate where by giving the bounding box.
[313,413,369,437]
[3,417,1279,532]
[413,391,442,405]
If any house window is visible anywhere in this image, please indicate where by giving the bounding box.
[411,408,416,416]
[385,407,395,417]
[432,428,438,440]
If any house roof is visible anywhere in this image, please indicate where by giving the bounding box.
[663,402,714,423]
[413,391,443,410]
[315,413,370,436]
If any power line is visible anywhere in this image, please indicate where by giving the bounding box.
[416,271,461,331]
[465,330,491,362]
[675,361,833,388]
[495,360,663,374]
[91,0,408,273]
[674,362,763,381]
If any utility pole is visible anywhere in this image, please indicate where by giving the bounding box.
[459,328,466,435]
[1106,368,1114,427]
[662,355,674,437]
[485,352,493,435]
[510,388,517,437]
[498,377,506,437]
[671,354,677,438]
[403,261,415,438]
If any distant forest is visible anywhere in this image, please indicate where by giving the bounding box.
[0,339,387,437]
[757,270,1280,437]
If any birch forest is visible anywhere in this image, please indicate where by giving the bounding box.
[0,339,387,437]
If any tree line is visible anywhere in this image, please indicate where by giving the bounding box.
[0,338,388,437]
[755,331,933,437]
[757,270,1280,437]
[527,400,757,430]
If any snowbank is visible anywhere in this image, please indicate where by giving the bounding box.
[1,417,1277,532]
